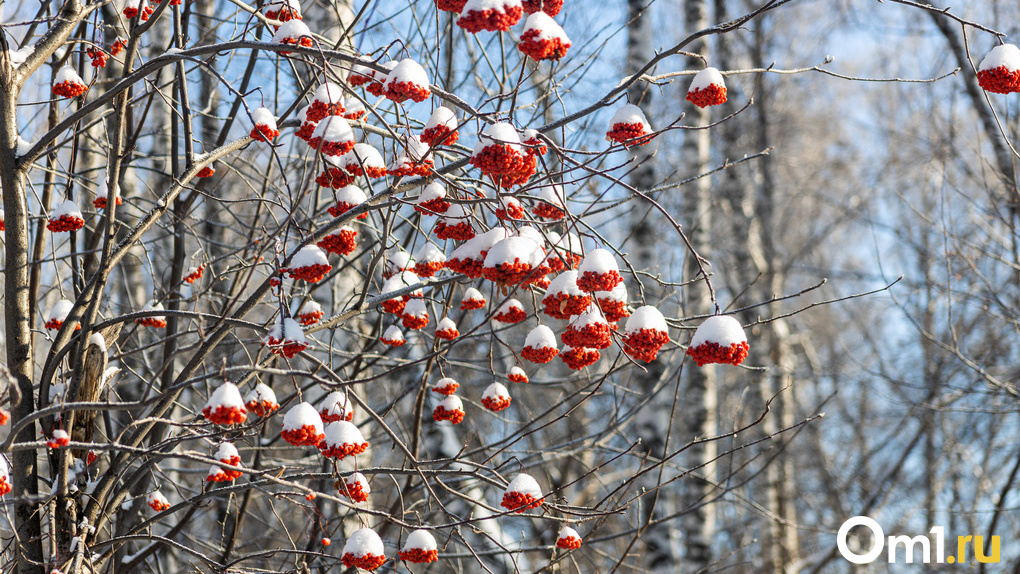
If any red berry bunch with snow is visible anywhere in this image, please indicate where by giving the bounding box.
[457,0,523,33]
[560,345,599,370]
[380,325,406,346]
[597,283,630,322]
[556,526,582,549]
[433,395,465,424]
[507,366,528,383]
[262,318,308,358]
[493,298,527,324]
[401,298,430,330]
[384,58,432,103]
[446,228,509,277]
[471,122,534,187]
[415,182,451,215]
[327,185,368,219]
[338,471,370,503]
[136,300,167,328]
[285,245,332,282]
[307,116,355,156]
[562,308,613,350]
[501,472,544,513]
[531,184,566,220]
[432,377,460,396]
[281,402,325,447]
[482,236,544,285]
[319,391,353,423]
[576,248,623,293]
[420,106,459,147]
[47,429,70,449]
[296,299,323,325]
[271,19,314,54]
[45,300,75,331]
[196,164,216,178]
[214,442,243,480]
[0,458,10,496]
[686,66,727,108]
[546,232,583,272]
[183,265,204,284]
[206,464,233,483]
[460,287,487,310]
[341,528,387,571]
[47,200,85,233]
[307,82,346,123]
[435,317,459,340]
[399,530,438,564]
[977,44,1020,94]
[481,383,512,412]
[347,62,375,88]
[519,13,571,61]
[342,143,388,179]
[435,203,475,241]
[317,226,358,256]
[319,420,368,459]
[342,95,366,120]
[542,271,591,319]
[686,315,749,366]
[495,196,526,221]
[622,306,670,362]
[606,104,654,147]
[388,136,434,178]
[295,105,318,141]
[521,0,561,16]
[522,325,558,363]
[264,0,301,25]
[147,491,171,512]
[202,382,248,425]
[244,383,280,417]
[380,270,422,314]
[249,107,280,142]
[413,243,447,278]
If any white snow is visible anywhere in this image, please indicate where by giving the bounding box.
[425,106,457,129]
[597,282,628,303]
[505,472,542,497]
[346,471,370,493]
[245,383,277,406]
[343,96,366,117]
[484,236,543,267]
[578,248,619,275]
[335,185,367,205]
[207,465,225,479]
[205,382,244,411]
[497,299,523,314]
[343,527,384,557]
[403,298,428,319]
[88,332,106,350]
[11,45,34,69]
[385,250,415,275]
[321,420,364,447]
[383,325,405,342]
[979,44,1020,72]
[343,143,385,171]
[477,122,523,153]
[463,287,484,302]
[513,225,545,244]
[313,82,344,105]
[277,317,307,345]
[533,183,565,207]
[406,135,431,163]
[50,199,82,220]
[141,300,165,316]
[298,105,315,124]
[450,227,512,261]
[525,325,557,349]
[436,377,458,390]
[689,66,725,91]
[609,104,651,130]
[482,382,510,401]
[290,245,329,268]
[437,394,463,411]
[16,136,33,156]
[688,314,745,346]
[146,491,169,508]
[463,0,522,12]
[441,202,471,225]
[0,456,9,481]
[436,317,457,331]
[310,116,354,144]
[272,19,312,44]
[547,270,585,296]
[416,182,446,205]
[522,12,568,42]
[215,442,240,461]
[570,307,608,329]
[381,270,423,298]
[54,65,84,86]
[371,60,398,81]
[264,0,301,17]
[624,305,668,333]
[282,402,324,432]
[555,232,583,254]
[499,196,522,214]
[385,58,430,90]
[252,107,277,130]
[48,299,74,322]
[319,391,351,419]
[509,366,526,379]
[402,529,438,552]
[414,242,446,265]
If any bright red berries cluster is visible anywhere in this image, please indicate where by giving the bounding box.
[285,264,331,283]
[686,340,749,366]
[250,123,280,142]
[686,84,728,108]
[457,5,523,33]
[341,553,386,571]
[87,47,108,68]
[563,322,612,350]
[420,125,458,147]
[399,548,438,564]
[576,270,622,293]
[435,220,475,241]
[522,0,562,16]
[623,328,671,362]
[317,229,358,256]
[203,404,247,425]
[246,398,279,417]
[46,215,85,233]
[281,425,325,447]
[339,478,369,503]
[481,395,511,412]
[605,122,652,146]
[501,491,543,513]
[519,29,570,61]
[432,405,464,424]
[521,345,557,363]
[436,0,467,11]
[183,265,204,284]
[561,347,599,370]
[494,305,527,324]
[978,67,1020,94]
[319,440,368,459]
[542,292,591,320]
[385,81,431,103]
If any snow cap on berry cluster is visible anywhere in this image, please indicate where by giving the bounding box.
[282,402,324,433]
[343,527,385,558]
[689,67,726,91]
[322,420,365,447]
[272,19,312,44]
[425,107,457,130]
[476,122,523,154]
[319,391,351,419]
[525,325,557,349]
[291,245,330,269]
[624,305,668,334]
[51,199,83,220]
[505,472,542,497]
[402,529,438,552]
[252,107,278,129]
[205,382,245,413]
[688,315,745,346]
[522,11,568,42]
[609,104,652,131]
[978,44,1020,72]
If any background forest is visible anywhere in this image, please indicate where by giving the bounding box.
[0,0,1018,572]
